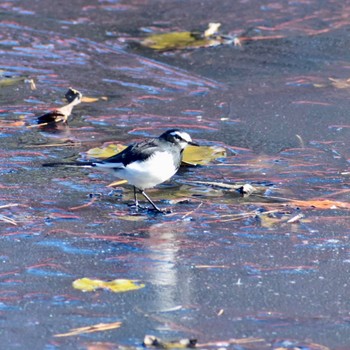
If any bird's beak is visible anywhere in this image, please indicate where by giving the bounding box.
[188,141,199,146]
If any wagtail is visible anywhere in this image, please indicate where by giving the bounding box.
[43,129,198,213]
[37,88,82,125]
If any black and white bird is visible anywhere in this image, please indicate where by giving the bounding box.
[37,88,82,125]
[44,129,198,213]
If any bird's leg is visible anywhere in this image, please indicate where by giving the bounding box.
[140,190,166,213]
[133,186,139,208]
[129,188,168,214]
[129,187,147,211]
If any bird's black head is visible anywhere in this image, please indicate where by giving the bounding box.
[65,88,82,104]
[159,129,198,149]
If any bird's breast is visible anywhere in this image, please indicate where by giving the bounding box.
[116,151,179,189]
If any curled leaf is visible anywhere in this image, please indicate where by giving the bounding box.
[72,277,145,293]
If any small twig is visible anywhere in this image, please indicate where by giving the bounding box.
[0,203,19,209]
[69,197,98,211]
[196,337,265,347]
[24,141,81,148]
[0,214,17,226]
[181,202,203,219]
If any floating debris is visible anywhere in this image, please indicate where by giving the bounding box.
[72,277,145,293]
[141,22,240,51]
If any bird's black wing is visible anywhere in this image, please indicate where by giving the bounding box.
[37,110,65,124]
[103,138,161,167]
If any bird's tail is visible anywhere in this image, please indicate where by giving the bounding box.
[43,161,97,168]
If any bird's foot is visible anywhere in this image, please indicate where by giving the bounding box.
[147,207,172,215]
[128,202,148,211]
[128,202,171,214]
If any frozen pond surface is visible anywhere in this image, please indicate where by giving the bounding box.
[1,1,350,349]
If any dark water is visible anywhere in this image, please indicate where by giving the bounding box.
[1,1,350,349]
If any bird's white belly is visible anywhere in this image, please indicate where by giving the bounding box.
[116,152,177,190]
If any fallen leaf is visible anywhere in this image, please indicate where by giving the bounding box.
[54,321,122,337]
[0,76,25,87]
[81,96,107,103]
[141,22,236,51]
[141,31,210,51]
[86,144,126,159]
[107,179,128,187]
[72,277,145,293]
[86,144,225,167]
[182,145,226,166]
[0,120,26,128]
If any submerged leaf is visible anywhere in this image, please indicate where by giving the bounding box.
[141,22,236,51]
[142,31,210,51]
[182,145,226,166]
[73,277,145,293]
[54,321,122,337]
[0,76,25,87]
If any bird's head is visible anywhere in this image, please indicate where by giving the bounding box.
[160,129,198,149]
[65,88,83,105]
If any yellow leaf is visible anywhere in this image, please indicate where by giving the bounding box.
[141,22,226,51]
[107,179,128,187]
[142,31,208,51]
[55,321,122,337]
[72,278,145,293]
[82,96,101,103]
[86,143,225,170]
[0,77,25,87]
[86,144,126,159]
[182,145,226,166]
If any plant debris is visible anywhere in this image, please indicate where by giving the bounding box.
[141,22,240,51]
[143,335,197,349]
[72,277,145,293]
[54,321,122,337]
